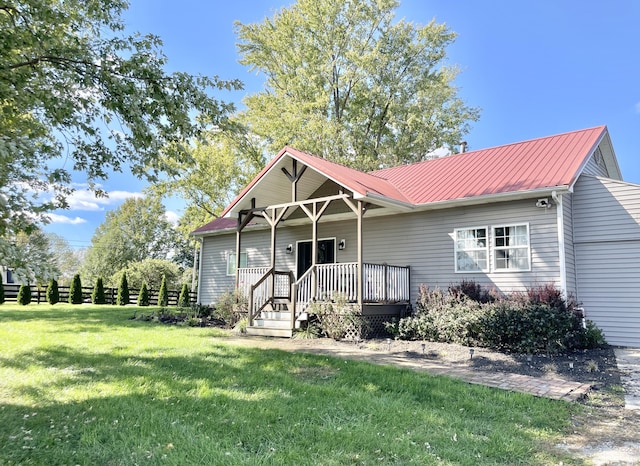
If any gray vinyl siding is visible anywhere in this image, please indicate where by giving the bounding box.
[573,175,640,347]
[581,152,609,177]
[362,198,560,298]
[573,176,640,243]
[199,198,562,306]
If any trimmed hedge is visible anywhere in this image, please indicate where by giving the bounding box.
[393,282,606,354]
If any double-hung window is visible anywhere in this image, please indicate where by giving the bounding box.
[455,227,488,272]
[226,251,247,276]
[493,224,530,271]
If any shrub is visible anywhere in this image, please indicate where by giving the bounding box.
[177,283,190,308]
[117,272,129,306]
[17,284,31,305]
[46,278,59,304]
[138,282,150,306]
[0,281,5,304]
[158,275,169,307]
[214,289,248,326]
[309,294,370,340]
[92,277,106,304]
[69,274,83,304]
[396,282,604,354]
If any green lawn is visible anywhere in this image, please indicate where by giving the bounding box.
[0,303,582,465]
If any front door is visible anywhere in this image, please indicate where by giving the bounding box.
[297,239,335,278]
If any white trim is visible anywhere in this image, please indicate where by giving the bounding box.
[454,226,489,273]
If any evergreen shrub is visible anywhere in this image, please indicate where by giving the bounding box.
[116,272,129,306]
[138,282,150,306]
[69,274,83,304]
[17,284,31,305]
[46,278,59,304]
[177,283,190,308]
[92,277,106,304]
[158,275,169,307]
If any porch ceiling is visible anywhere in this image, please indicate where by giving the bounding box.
[225,153,354,219]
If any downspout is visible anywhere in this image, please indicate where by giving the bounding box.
[552,191,567,299]
[196,238,203,305]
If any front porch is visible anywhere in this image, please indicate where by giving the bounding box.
[238,262,410,337]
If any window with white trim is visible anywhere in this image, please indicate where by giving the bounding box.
[454,227,488,272]
[493,224,530,271]
[226,251,247,276]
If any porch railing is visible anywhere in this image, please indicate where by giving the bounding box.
[239,262,410,328]
[241,267,293,325]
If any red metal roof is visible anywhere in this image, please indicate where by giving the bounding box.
[372,126,606,205]
[193,126,607,235]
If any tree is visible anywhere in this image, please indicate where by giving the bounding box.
[46,278,59,304]
[158,275,169,307]
[46,233,82,286]
[0,0,240,278]
[137,282,149,307]
[116,272,129,306]
[17,284,31,305]
[2,228,59,284]
[81,197,178,283]
[151,124,266,233]
[92,277,106,304]
[111,258,181,291]
[69,273,83,304]
[235,0,479,171]
[178,283,190,308]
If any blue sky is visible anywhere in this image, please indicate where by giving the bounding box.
[44,0,640,248]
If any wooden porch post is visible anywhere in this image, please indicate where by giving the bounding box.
[357,200,363,307]
[235,220,242,289]
[311,202,318,300]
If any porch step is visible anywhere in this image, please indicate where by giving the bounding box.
[260,311,291,321]
[245,327,293,338]
[252,317,291,329]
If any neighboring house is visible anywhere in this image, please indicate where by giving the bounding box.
[193,126,639,347]
[1,266,14,285]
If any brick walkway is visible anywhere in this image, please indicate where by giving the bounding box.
[224,337,592,402]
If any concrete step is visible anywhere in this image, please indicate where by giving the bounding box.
[246,327,293,338]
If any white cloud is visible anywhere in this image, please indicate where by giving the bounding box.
[164,210,180,225]
[636,101,640,113]
[66,188,144,211]
[46,213,87,225]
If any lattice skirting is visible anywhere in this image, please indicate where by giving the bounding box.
[341,313,398,340]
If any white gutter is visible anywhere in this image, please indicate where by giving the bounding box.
[552,190,567,299]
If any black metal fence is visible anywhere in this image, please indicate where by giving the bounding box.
[1,284,197,306]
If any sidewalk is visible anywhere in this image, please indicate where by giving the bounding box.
[224,337,592,402]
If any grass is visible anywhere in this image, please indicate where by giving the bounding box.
[0,303,584,465]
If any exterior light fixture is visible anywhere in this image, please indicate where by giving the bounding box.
[338,239,346,250]
[286,244,293,254]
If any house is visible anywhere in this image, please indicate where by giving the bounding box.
[192,126,640,347]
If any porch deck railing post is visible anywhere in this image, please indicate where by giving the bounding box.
[383,263,388,303]
[289,271,297,330]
